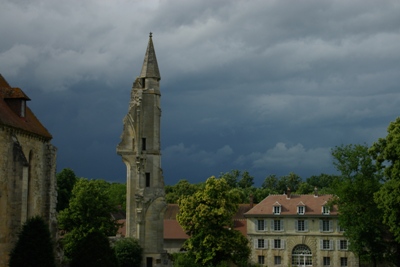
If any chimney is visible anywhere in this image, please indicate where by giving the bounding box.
[314,187,318,197]
[286,187,291,199]
[249,194,254,208]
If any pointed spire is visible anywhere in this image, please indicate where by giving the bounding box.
[139,32,160,80]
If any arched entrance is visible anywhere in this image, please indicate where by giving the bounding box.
[291,244,312,267]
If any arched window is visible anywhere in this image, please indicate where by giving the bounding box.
[291,244,312,267]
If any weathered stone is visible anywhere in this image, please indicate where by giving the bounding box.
[117,34,167,267]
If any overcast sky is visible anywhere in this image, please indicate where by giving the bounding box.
[1,0,400,186]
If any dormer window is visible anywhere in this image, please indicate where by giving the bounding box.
[273,202,281,215]
[20,100,26,117]
[298,206,305,215]
[322,206,330,215]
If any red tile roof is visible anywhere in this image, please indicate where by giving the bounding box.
[0,74,52,139]
[245,194,337,216]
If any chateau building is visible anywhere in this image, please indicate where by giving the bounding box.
[117,34,168,267]
[245,189,358,267]
[0,74,57,267]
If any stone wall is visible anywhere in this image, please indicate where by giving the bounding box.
[0,127,57,267]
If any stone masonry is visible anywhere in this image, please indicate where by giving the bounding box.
[0,74,57,267]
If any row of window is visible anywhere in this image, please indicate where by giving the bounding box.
[255,239,348,251]
[257,219,344,232]
[258,255,348,266]
[272,205,330,215]
[323,256,348,267]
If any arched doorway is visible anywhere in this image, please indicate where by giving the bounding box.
[291,244,312,267]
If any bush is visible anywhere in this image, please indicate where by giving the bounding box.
[114,238,143,267]
[69,231,117,267]
[9,216,56,267]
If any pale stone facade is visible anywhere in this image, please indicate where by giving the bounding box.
[117,34,168,267]
[245,191,358,267]
[0,74,57,267]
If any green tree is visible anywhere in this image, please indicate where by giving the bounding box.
[370,117,400,265]
[305,173,339,192]
[279,172,302,192]
[331,144,386,266]
[9,216,56,267]
[165,179,202,203]
[69,231,117,267]
[261,174,279,192]
[58,179,120,259]
[219,170,254,189]
[113,238,143,267]
[56,168,78,212]
[295,182,314,194]
[177,177,250,266]
[107,182,127,210]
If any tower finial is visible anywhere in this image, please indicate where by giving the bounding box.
[149,32,152,38]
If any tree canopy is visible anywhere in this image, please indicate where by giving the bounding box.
[177,176,250,266]
[58,178,120,259]
[331,144,386,266]
[56,168,78,212]
[113,238,143,267]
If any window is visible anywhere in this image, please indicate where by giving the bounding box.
[257,219,267,231]
[257,239,265,248]
[273,205,281,215]
[322,205,330,215]
[340,257,348,267]
[142,138,147,151]
[323,257,331,266]
[145,173,151,187]
[273,239,284,249]
[258,256,265,265]
[292,245,312,266]
[272,219,283,231]
[320,219,332,232]
[320,239,333,250]
[295,219,308,232]
[274,256,281,265]
[297,205,305,215]
[339,240,348,250]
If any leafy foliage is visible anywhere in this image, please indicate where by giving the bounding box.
[371,117,400,245]
[113,238,143,267]
[58,178,120,258]
[69,231,117,267]
[331,144,386,265]
[56,168,78,212]
[177,176,250,266]
[9,216,56,267]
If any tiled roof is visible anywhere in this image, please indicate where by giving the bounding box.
[245,193,337,216]
[115,203,251,239]
[0,74,52,139]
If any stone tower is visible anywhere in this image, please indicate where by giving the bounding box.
[117,34,167,267]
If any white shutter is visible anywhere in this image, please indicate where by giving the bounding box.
[295,220,298,231]
[337,240,341,250]
[329,220,333,232]
[271,219,275,231]
[263,219,267,231]
[281,239,285,249]
[280,220,284,231]
[329,240,333,250]
[254,239,258,248]
[320,239,323,249]
[319,220,323,231]
[305,220,309,232]
[265,239,268,249]
[254,219,257,231]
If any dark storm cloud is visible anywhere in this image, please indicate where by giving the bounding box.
[1,0,400,185]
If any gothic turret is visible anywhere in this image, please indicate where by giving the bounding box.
[117,33,167,267]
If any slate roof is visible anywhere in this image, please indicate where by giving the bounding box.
[0,74,52,140]
[245,193,338,217]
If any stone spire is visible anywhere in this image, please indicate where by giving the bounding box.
[139,32,161,81]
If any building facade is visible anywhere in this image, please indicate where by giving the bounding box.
[245,189,358,267]
[0,74,57,267]
[117,34,167,267]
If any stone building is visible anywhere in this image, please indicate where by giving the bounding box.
[117,34,167,267]
[245,189,358,267]
[0,74,57,267]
